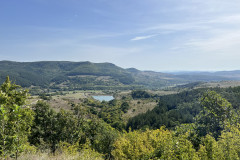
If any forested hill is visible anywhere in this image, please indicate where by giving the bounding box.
[1,60,240,89]
[0,61,135,88]
[127,86,240,130]
[0,61,175,89]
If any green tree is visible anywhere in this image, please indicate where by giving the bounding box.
[0,77,34,159]
[196,91,236,139]
[84,117,119,158]
[198,135,220,160]
[217,125,240,159]
[56,109,82,145]
[29,101,58,152]
[120,102,130,113]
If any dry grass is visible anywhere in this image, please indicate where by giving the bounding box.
[123,99,157,121]
[15,151,104,160]
[28,90,107,111]
[28,90,175,119]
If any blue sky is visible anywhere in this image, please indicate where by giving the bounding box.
[1,0,240,71]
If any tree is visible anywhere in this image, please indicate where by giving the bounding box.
[217,125,240,159]
[29,101,58,152]
[87,118,119,158]
[112,127,199,160]
[120,102,130,113]
[0,77,34,159]
[196,91,236,139]
[198,134,220,159]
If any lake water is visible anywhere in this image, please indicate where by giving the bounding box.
[92,95,114,102]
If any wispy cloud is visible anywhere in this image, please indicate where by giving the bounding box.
[184,29,240,52]
[131,34,158,41]
[139,13,240,51]
[141,14,240,34]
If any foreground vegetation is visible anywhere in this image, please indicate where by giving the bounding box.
[1,77,240,159]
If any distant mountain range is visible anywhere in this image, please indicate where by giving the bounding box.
[1,60,240,90]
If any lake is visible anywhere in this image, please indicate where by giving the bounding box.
[92,95,114,102]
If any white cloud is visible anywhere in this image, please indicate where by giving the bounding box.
[130,34,158,41]
[141,13,240,34]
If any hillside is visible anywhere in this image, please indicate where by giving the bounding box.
[0,61,134,89]
[172,71,240,81]
[1,61,240,90]
[0,61,174,89]
[127,86,240,130]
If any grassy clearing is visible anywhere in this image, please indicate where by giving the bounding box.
[11,148,104,160]
[15,153,103,160]
[28,89,177,119]
[28,90,108,111]
[197,81,240,88]
[123,99,158,121]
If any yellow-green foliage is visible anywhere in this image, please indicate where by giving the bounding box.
[197,125,240,160]
[80,148,104,160]
[57,139,104,160]
[198,135,220,160]
[21,142,37,154]
[112,129,154,159]
[18,140,104,160]
[112,127,199,160]
[58,141,79,155]
[173,132,198,160]
[217,126,240,160]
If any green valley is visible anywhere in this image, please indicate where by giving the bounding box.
[2,61,240,159]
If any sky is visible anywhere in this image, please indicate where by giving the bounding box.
[1,0,240,71]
